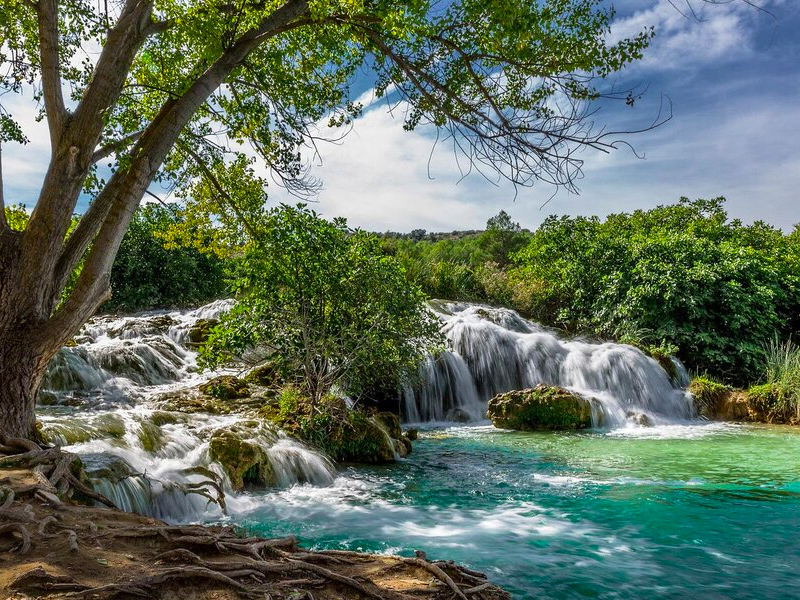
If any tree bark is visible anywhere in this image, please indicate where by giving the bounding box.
[0,331,52,439]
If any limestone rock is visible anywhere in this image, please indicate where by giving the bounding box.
[488,384,593,431]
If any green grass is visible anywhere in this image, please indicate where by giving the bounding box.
[756,338,800,422]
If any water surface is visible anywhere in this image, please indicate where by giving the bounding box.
[237,423,800,600]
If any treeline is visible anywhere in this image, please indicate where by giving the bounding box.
[383,198,800,386]
[8,197,797,386]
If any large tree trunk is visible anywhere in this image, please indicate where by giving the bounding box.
[0,332,51,438]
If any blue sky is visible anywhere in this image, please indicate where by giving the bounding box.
[3,0,799,232]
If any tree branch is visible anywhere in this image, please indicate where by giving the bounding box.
[36,0,68,149]
[90,130,145,164]
[50,0,313,336]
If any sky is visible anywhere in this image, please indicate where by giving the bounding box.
[2,0,799,233]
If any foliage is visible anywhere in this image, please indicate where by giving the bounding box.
[3,204,29,231]
[510,198,800,384]
[753,338,800,421]
[201,204,442,401]
[688,376,734,416]
[261,387,398,462]
[381,211,532,302]
[104,205,226,312]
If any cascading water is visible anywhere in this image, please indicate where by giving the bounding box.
[38,300,334,522]
[402,302,695,427]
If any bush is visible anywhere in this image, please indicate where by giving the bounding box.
[201,204,442,401]
[511,198,800,384]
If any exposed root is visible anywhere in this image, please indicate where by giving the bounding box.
[0,435,117,508]
[0,441,512,600]
[400,557,469,600]
[0,522,31,554]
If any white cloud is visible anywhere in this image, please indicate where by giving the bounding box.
[610,0,759,71]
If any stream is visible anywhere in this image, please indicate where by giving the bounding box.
[34,301,800,599]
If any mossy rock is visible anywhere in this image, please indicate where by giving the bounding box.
[149,411,187,427]
[689,377,735,418]
[245,363,285,387]
[747,383,798,424]
[157,389,233,414]
[262,390,410,463]
[487,385,593,431]
[187,318,218,346]
[136,421,164,453]
[199,376,250,400]
[208,424,276,490]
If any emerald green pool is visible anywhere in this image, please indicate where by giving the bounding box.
[237,423,800,599]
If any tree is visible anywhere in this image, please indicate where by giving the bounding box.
[0,0,654,436]
[200,204,442,403]
[480,210,528,266]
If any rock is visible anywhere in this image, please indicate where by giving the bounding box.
[208,423,276,490]
[375,412,402,439]
[199,375,250,400]
[625,411,652,427]
[186,318,218,347]
[245,363,283,387]
[487,384,593,431]
[404,428,419,441]
[261,391,409,463]
[82,454,139,484]
[445,407,472,423]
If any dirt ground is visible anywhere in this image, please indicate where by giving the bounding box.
[0,465,511,600]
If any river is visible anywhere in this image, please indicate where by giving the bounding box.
[36,301,800,599]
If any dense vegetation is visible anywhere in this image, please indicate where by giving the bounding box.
[199,204,442,403]
[105,205,227,312]
[383,198,800,386]
[18,195,796,389]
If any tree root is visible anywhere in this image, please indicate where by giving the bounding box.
[0,436,117,508]
[0,522,31,554]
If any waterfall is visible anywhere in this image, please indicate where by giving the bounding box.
[403,303,695,428]
[38,300,335,522]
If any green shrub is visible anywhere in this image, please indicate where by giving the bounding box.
[689,376,734,417]
[261,387,398,463]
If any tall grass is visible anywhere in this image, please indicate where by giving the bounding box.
[761,337,800,419]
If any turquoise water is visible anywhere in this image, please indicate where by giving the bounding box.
[236,422,800,599]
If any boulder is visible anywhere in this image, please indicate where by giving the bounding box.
[199,375,250,400]
[487,384,593,431]
[445,407,472,423]
[208,423,276,490]
[186,318,218,347]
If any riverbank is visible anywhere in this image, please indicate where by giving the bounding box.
[0,447,510,600]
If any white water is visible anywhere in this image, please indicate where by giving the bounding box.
[38,301,334,522]
[402,302,694,428]
[39,299,695,523]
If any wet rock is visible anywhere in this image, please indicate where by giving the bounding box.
[487,385,593,431]
[445,407,472,423]
[404,428,419,441]
[208,423,276,490]
[626,411,652,427]
[199,376,250,400]
[186,318,218,347]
